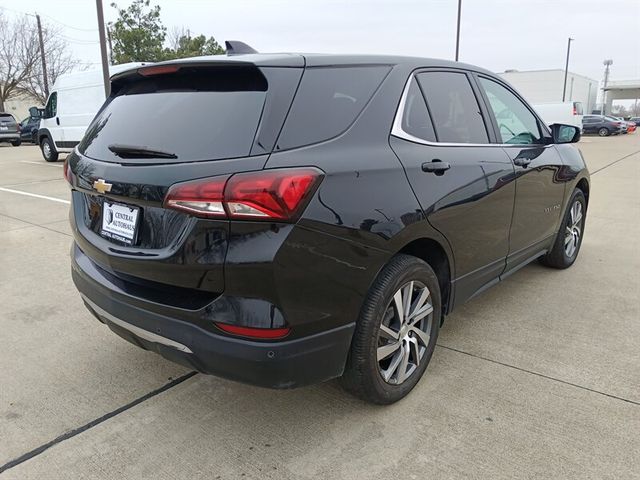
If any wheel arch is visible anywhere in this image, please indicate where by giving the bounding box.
[576,177,590,206]
[396,237,453,320]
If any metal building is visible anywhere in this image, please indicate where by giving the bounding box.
[499,69,598,114]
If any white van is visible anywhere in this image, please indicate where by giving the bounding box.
[38,63,145,162]
[531,101,584,130]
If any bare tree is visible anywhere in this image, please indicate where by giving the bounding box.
[0,12,40,111]
[0,12,79,111]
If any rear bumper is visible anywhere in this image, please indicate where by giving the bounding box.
[0,132,20,141]
[71,243,355,389]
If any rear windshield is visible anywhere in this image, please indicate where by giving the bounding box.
[0,114,16,124]
[79,66,271,163]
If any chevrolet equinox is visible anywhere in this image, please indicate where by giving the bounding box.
[67,46,589,404]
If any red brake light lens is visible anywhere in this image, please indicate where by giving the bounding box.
[63,159,71,183]
[164,168,323,221]
[164,175,229,218]
[215,323,291,339]
[138,65,181,77]
[225,169,320,220]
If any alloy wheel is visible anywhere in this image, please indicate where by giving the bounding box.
[43,142,51,159]
[564,200,583,258]
[377,281,433,385]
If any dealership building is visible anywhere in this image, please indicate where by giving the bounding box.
[499,69,599,114]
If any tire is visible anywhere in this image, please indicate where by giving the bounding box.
[598,127,610,137]
[40,137,58,162]
[11,139,21,147]
[340,254,441,404]
[540,188,586,269]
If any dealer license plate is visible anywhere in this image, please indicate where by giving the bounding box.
[100,201,140,245]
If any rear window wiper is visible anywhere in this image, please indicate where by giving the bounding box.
[108,144,178,159]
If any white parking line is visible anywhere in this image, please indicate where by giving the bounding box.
[20,161,63,168]
[0,187,70,204]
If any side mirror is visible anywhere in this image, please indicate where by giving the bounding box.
[550,123,580,144]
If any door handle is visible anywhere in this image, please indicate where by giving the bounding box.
[513,157,532,168]
[56,117,60,126]
[422,159,451,174]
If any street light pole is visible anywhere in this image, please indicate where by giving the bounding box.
[602,59,613,115]
[562,37,573,102]
[95,0,110,98]
[455,0,462,61]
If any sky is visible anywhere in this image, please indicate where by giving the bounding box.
[1,0,639,91]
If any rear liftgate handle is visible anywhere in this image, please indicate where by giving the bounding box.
[422,159,451,175]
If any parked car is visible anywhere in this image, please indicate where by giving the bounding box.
[0,112,21,146]
[38,62,145,162]
[610,116,629,133]
[629,117,640,127]
[582,115,624,136]
[67,49,590,404]
[20,115,41,143]
[626,120,637,133]
[532,101,583,129]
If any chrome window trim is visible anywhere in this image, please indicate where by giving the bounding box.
[391,73,550,149]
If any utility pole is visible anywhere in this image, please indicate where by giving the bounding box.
[562,37,573,102]
[602,59,613,115]
[107,26,114,65]
[95,0,110,98]
[35,14,49,99]
[454,0,462,61]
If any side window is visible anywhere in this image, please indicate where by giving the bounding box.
[478,77,542,145]
[43,92,57,119]
[276,66,390,150]
[400,78,436,142]
[416,71,489,144]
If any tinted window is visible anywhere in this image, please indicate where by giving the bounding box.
[80,67,273,163]
[0,113,16,125]
[479,77,541,144]
[416,72,489,144]
[276,66,390,150]
[401,78,436,142]
[43,92,57,119]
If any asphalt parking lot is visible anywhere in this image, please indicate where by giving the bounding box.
[1,136,639,479]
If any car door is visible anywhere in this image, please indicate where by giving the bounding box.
[389,69,516,305]
[476,75,566,273]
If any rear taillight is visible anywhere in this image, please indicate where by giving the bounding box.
[215,323,291,339]
[63,159,71,183]
[572,106,577,115]
[164,168,323,221]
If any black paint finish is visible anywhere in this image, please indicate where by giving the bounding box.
[68,53,590,388]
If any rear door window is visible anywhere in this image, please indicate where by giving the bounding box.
[276,66,390,150]
[416,71,489,144]
[79,66,298,163]
[400,78,436,142]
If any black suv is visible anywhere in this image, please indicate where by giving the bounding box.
[67,50,589,404]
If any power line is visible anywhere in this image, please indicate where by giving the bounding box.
[0,5,98,32]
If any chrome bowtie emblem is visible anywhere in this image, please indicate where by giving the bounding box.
[93,179,112,194]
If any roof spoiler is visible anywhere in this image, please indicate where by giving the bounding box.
[225,41,258,56]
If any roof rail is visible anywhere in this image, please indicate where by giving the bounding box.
[225,41,258,56]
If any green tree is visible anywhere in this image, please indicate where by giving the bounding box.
[109,0,166,63]
[164,27,224,60]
